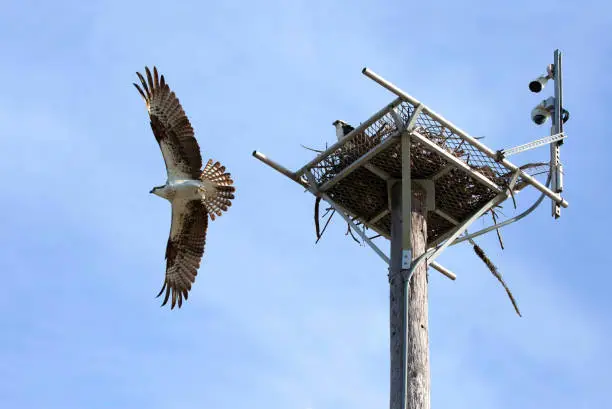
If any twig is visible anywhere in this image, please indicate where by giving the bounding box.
[315,207,335,244]
[472,243,521,317]
[300,144,324,153]
[490,209,504,250]
[321,206,333,219]
[314,196,322,240]
[345,221,361,244]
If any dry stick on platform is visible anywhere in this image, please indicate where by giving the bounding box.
[300,144,324,154]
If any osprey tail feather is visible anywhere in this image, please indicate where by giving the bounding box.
[201,159,235,220]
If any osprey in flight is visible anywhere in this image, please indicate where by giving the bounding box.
[134,66,235,309]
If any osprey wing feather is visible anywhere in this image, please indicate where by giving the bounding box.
[159,199,208,309]
[133,66,202,181]
[134,66,235,310]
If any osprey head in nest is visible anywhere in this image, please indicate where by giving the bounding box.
[134,66,236,309]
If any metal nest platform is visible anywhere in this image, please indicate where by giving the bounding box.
[254,67,568,266]
[254,53,569,409]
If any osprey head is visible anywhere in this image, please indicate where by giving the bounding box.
[150,185,166,196]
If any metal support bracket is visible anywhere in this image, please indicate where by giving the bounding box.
[401,129,412,269]
[496,132,566,159]
[413,179,436,211]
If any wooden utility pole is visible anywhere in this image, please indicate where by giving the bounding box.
[255,56,569,409]
[389,181,430,409]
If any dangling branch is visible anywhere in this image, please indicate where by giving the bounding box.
[490,209,505,250]
[345,219,361,244]
[471,242,521,317]
[314,198,336,244]
[314,196,322,239]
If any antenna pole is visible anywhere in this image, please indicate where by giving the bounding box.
[551,49,564,218]
[389,181,430,409]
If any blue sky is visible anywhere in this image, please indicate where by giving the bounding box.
[1,0,610,408]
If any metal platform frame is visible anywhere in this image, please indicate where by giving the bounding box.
[253,49,568,409]
[253,73,567,277]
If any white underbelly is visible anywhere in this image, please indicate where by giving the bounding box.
[170,180,203,200]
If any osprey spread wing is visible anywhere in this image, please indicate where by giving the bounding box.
[134,66,235,309]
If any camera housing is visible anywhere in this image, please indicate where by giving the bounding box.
[529,75,549,93]
[529,64,554,93]
[531,97,555,125]
[531,105,550,125]
[530,97,570,125]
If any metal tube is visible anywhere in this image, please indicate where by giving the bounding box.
[401,131,412,267]
[551,49,564,217]
[430,261,457,280]
[252,151,306,186]
[362,68,569,208]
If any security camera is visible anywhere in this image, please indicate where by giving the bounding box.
[528,64,554,93]
[531,97,555,125]
[531,105,550,125]
[529,75,550,93]
[530,97,570,126]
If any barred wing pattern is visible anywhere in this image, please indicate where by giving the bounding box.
[158,199,209,309]
[134,66,202,181]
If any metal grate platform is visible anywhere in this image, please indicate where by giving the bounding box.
[295,97,554,245]
[254,67,567,251]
